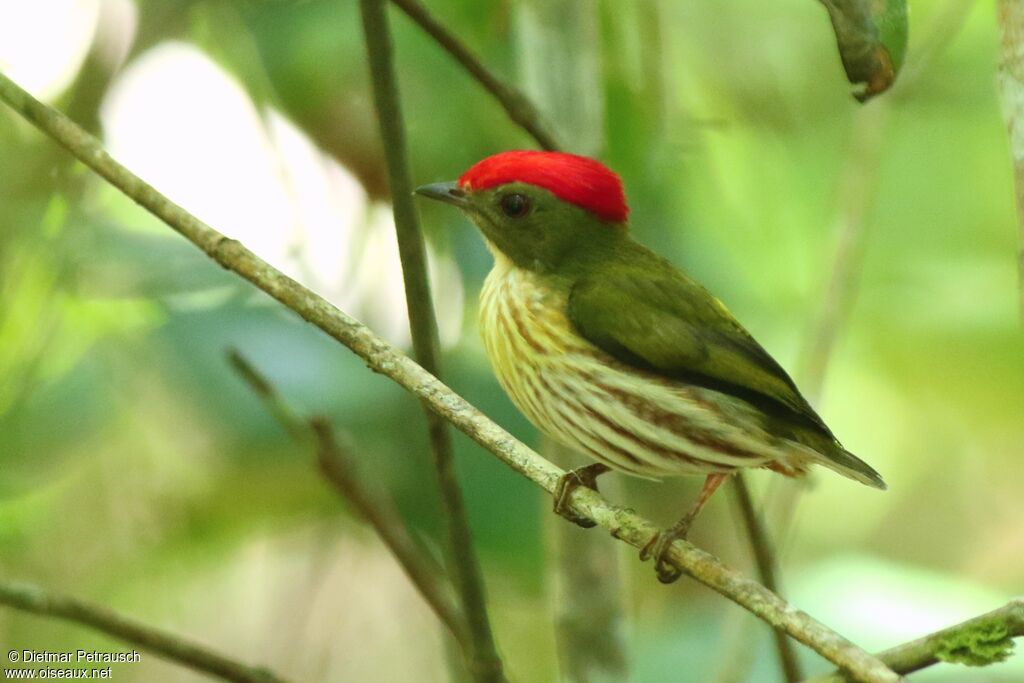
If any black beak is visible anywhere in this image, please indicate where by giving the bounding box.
[414,181,469,208]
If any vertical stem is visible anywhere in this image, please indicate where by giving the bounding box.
[357,2,503,681]
[729,476,802,682]
[515,2,628,679]
[998,0,1024,322]
[544,441,629,683]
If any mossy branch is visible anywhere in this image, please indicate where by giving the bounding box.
[0,581,291,683]
[806,599,1024,681]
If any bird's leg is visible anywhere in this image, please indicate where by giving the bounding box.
[553,463,611,529]
[640,472,731,583]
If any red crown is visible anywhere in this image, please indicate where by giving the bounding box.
[458,151,629,223]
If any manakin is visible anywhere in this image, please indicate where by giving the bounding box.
[416,150,884,583]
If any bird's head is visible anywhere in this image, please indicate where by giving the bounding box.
[415,150,629,271]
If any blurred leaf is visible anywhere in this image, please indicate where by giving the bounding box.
[821,0,909,100]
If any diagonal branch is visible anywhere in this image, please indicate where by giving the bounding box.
[0,69,900,683]
[0,581,291,683]
[389,0,560,151]
[311,418,472,646]
[357,2,503,681]
[225,349,469,652]
[805,599,1024,682]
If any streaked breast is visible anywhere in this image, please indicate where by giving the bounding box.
[478,262,781,478]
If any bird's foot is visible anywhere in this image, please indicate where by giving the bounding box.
[639,472,730,583]
[639,523,691,584]
[553,463,610,529]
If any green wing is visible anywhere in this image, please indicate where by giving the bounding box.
[566,250,887,490]
[567,261,830,436]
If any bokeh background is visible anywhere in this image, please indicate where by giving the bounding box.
[1,0,1022,681]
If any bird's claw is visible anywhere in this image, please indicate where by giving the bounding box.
[553,466,605,528]
[639,530,686,584]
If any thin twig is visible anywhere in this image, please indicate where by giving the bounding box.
[310,418,472,646]
[0,70,900,683]
[356,3,504,682]
[225,349,469,653]
[226,349,306,441]
[389,0,560,150]
[0,581,291,683]
[730,475,802,682]
[805,599,1024,682]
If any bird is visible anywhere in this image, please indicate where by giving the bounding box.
[415,150,885,583]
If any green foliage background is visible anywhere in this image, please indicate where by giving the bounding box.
[0,0,1021,681]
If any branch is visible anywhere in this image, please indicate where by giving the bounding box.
[226,349,306,441]
[805,599,1024,682]
[730,475,802,682]
[357,3,503,682]
[0,70,900,683]
[818,0,908,101]
[0,581,290,683]
[225,349,469,653]
[998,0,1024,321]
[389,0,561,150]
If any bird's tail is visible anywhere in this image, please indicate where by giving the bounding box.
[815,446,887,490]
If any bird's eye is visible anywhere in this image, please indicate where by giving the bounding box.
[499,193,530,219]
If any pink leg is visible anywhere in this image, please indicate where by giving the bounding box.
[640,472,732,583]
